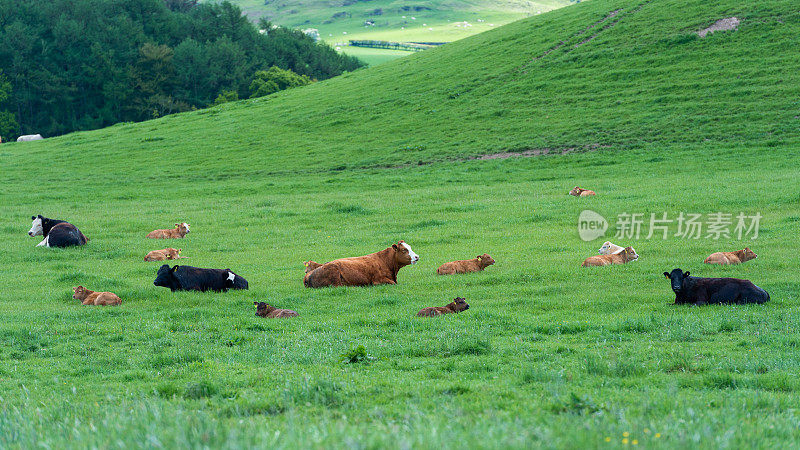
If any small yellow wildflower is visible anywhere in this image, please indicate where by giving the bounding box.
[623,432,630,437]
[632,440,638,445]
[605,437,611,442]
[622,438,629,445]
[655,433,661,438]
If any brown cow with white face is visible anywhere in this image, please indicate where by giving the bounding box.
[304,241,419,288]
[146,223,190,239]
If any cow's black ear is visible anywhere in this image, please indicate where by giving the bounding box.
[31,215,36,220]
[663,272,670,278]
[38,215,43,219]
[684,271,690,277]
[171,265,178,272]
[253,301,258,305]
[392,244,398,250]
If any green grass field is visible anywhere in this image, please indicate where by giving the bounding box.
[221,0,574,65]
[2,0,800,447]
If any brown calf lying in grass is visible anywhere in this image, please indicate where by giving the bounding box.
[436,254,495,275]
[254,302,298,318]
[704,247,757,265]
[417,297,470,317]
[72,286,121,306]
[146,222,190,239]
[582,246,638,267]
[144,248,187,261]
[569,186,596,196]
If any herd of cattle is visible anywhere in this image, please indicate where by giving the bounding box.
[26,193,771,317]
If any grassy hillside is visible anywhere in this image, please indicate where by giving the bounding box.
[2,0,800,447]
[221,0,574,64]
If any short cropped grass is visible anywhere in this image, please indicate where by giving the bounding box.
[1,0,800,447]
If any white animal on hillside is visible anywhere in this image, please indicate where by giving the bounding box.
[17,134,43,142]
[598,241,625,255]
[598,242,639,261]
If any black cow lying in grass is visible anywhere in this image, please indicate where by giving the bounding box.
[28,214,88,247]
[153,265,249,292]
[664,268,770,305]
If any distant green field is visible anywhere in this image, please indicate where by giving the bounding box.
[220,0,574,65]
[2,0,800,447]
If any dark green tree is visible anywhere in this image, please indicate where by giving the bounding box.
[0,0,365,137]
[250,66,313,98]
[0,69,17,140]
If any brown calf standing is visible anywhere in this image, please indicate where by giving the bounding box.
[436,254,495,275]
[569,186,596,197]
[254,302,299,318]
[144,248,187,261]
[72,286,121,306]
[146,223,190,239]
[704,248,757,265]
[417,297,470,317]
[582,246,638,267]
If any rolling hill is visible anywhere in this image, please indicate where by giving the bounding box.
[220,0,575,64]
[1,0,799,447]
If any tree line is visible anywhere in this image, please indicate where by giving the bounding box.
[0,0,364,139]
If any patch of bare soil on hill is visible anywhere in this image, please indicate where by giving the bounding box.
[382,144,608,169]
[474,143,608,160]
[698,17,740,38]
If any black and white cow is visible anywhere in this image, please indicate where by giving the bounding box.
[28,215,88,247]
[153,264,249,292]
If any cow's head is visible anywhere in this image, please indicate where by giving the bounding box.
[254,301,274,317]
[598,241,616,254]
[72,286,87,300]
[154,264,179,289]
[664,268,690,293]
[166,248,181,259]
[176,223,190,234]
[477,253,495,267]
[392,240,419,266]
[448,297,470,312]
[569,186,582,196]
[28,215,44,236]
[622,246,639,262]
[742,247,757,261]
[304,261,322,273]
